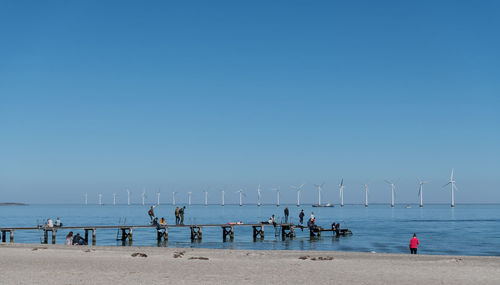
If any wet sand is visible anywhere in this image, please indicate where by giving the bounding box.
[1,243,499,284]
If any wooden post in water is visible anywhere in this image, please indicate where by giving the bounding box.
[92,229,96,245]
[52,230,56,244]
[2,231,6,242]
[222,226,234,242]
[44,230,48,244]
[10,230,14,243]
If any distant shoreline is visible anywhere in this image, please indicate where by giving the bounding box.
[0,203,27,206]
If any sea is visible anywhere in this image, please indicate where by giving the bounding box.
[1,204,499,256]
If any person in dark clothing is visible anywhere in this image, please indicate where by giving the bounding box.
[148,205,155,220]
[299,210,305,225]
[284,207,289,223]
[179,206,186,224]
[72,233,87,245]
[174,207,180,225]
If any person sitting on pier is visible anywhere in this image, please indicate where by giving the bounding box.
[310,212,315,224]
[46,218,54,228]
[160,217,166,226]
[335,223,341,236]
[175,207,180,225]
[152,217,159,226]
[148,205,156,221]
[269,215,276,227]
[65,232,73,245]
[55,217,62,227]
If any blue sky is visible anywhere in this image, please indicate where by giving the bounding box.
[0,1,499,204]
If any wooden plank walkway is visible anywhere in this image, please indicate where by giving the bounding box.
[0,223,352,244]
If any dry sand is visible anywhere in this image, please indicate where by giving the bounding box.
[1,243,499,284]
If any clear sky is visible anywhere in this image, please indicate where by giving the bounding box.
[0,1,499,205]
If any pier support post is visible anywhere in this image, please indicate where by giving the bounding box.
[281,225,294,239]
[52,230,56,244]
[157,227,168,241]
[9,230,13,243]
[44,230,48,244]
[252,225,264,240]
[2,231,6,242]
[85,229,89,243]
[222,226,234,242]
[120,228,133,244]
[92,229,96,245]
[190,226,202,241]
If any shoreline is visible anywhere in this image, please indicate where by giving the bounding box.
[1,243,499,284]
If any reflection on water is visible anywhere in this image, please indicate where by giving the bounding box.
[0,204,499,256]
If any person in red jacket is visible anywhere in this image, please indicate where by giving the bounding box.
[409,233,419,254]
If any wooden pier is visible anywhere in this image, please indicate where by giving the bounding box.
[0,223,352,245]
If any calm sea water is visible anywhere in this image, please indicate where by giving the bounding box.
[1,204,499,256]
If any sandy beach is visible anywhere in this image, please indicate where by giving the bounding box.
[1,243,499,284]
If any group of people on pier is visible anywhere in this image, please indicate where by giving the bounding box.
[147,205,187,227]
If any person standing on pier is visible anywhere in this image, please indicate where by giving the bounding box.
[284,207,289,223]
[180,206,186,224]
[310,212,315,223]
[175,207,180,225]
[409,233,419,254]
[148,205,156,221]
[299,209,305,225]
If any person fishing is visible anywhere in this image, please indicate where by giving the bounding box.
[179,206,186,224]
[409,233,419,254]
[299,209,305,225]
[284,207,289,223]
[174,207,180,225]
[148,205,156,221]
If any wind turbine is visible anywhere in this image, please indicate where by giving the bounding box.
[220,189,225,206]
[417,178,430,207]
[113,193,116,205]
[203,189,208,206]
[126,189,131,206]
[84,193,88,205]
[236,189,245,206]
[272,186,280,207]
[384,180,397,208]
[257,184,262,206]
[98,193,102,206]
[172,191,177,206]
[156,191,161,206]
[313,183,325,206]
[443,168,458,207]
[339,179,345,207]
[188,192,192,206]
[141,190,146,206]
[290,184,304,206]
[363,183,370,207]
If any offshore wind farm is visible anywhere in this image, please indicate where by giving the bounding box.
[1,1,499,284]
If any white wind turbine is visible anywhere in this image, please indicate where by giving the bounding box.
[203,189,208,206]
[313,183,325,206]
[98,193,102,206]
[290,184,304,206]
[188,192,192,206]
[236,189,245,206]
[157,191,161,206]
[113,193,116,205]
[363,183,370,207]
[172,191,177,206]
[84,193,88,205]
[384,179,398,208]
[220,189,225,206]
[126,189,131,206]
[339,179,345,207]
[272,186,281,207]
[417,178,430,207]
[257,184,262,206]
[443,168,458,207]
[141,190,146,206]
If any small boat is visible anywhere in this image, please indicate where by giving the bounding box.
[312,203,334,207]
